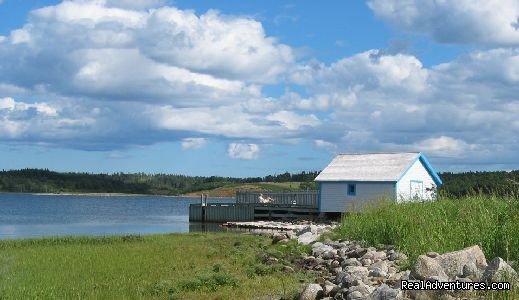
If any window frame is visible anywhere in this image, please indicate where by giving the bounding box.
[347,183,356,196]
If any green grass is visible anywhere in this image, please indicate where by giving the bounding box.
[0,233,312,299]
[330,195,518,299]
[183,182,313,197]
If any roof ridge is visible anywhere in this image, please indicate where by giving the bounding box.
[337,152,420,155]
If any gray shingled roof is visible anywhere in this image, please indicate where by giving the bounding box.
[314,152,420,182]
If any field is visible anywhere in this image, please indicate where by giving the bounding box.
[0,233,311,299]
[182,182,309,198]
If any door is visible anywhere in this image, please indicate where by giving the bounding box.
[410,180,423,200]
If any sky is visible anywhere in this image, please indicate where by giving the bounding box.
[0,0,518,177]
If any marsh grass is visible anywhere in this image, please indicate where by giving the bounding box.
[331,195,518,299]
[0,233,312,299]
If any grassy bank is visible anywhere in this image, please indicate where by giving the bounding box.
[0,233,311,299]
[330,195,519,299]
[332,195,519,265]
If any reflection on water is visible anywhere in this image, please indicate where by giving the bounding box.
[0,193,234,239]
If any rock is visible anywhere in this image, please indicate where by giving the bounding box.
[372,251,387,261]
[272,232,289,244]
[300,283,324,300]
[411,255,449,281]
[369,269,387,278]
[462,262,480,280]
[482,257,518,282]
[322,249,338,260]
[362,251,375,260]
[368,261,389,273]
[434,245,487,279]
[336,272,363,289]
[367,284,400,300]
[355,248,369,258]
[361,258,372,266]
[425,275,445,282]
[297,226,312,236]
[347,291,363,300]
[348,284,371,296]
[323,280,339,297]
[313,242,334,257]
[342,258,362,267]
[343,266,369,277]
[298,232,319,245]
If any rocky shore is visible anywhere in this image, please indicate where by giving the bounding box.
[254,221,517,300]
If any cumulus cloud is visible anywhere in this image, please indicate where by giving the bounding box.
[140,8,294,83]
[286,48,519,167]
[228,143,260,160]
[1,0,518,170]
[181,138,207,150]
[367,0,519,46]
[150,105,320,140]
[414,136,478,157]
[0,0,292,101]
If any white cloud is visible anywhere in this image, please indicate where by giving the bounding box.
[285,48,519,167]
[314,139,337,151]
[0,0,292,103]
[265,110,320,130]
[0,1,518,170]
[139,7,294,83]
[149,103,324,141]
[367,0,519,46]
[105,0,166,10]
[0,97,58,116]
[414,136,477,157]
[181,138,207,150]
[228,143,260,160]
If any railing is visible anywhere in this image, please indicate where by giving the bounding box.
[236,190,318,208]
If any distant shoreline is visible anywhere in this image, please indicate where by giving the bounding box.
[0,192,231,199]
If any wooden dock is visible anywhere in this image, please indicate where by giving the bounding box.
[189,191,319,222]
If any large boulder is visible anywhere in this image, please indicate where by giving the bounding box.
[411,255,449,281]
[434,245,487,279]
[482,257,518,282]
[300,283,324,300]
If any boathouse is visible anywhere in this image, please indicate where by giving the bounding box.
[314,152,442,213]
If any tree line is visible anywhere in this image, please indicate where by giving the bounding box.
[438,170,519,198]
[0,168,517,197]
[0,169,319,195]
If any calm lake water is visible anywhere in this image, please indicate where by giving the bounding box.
[0,193,234,239]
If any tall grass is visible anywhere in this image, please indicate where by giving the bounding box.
[332,196,519,299]
[333,195,519,264]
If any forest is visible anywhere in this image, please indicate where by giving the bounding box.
[0,169,319,196]
[0,168,517,197]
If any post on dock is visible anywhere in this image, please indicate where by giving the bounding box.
[200,193,207,222]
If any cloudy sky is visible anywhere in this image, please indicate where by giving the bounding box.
[0,0,518,176]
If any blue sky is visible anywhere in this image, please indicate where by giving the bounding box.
[0,0,518,176]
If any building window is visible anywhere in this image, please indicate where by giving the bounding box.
[347,184,356,196]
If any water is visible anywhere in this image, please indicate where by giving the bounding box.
[0,193,234,239]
